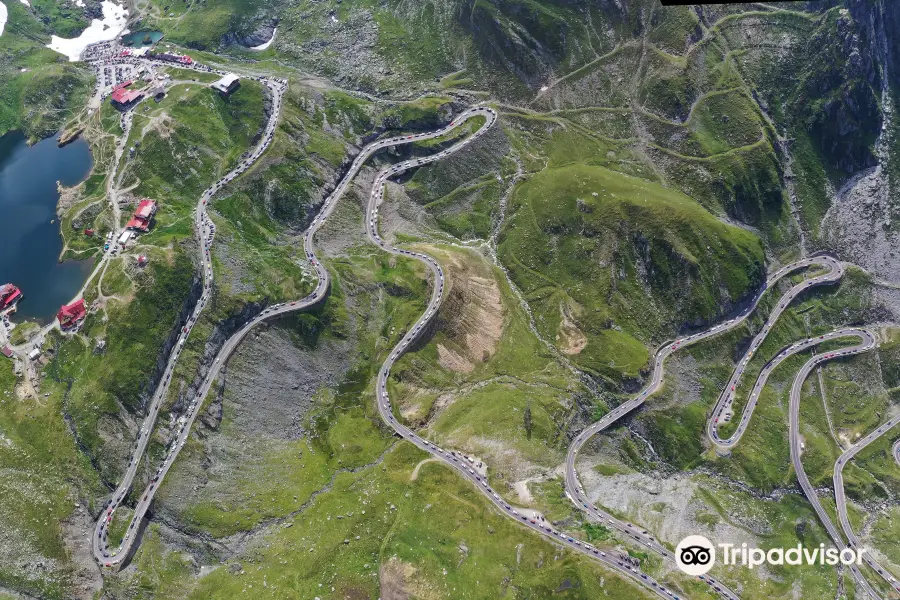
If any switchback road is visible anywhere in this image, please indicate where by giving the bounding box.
[833,392,900,594]
[92,102,686,599]
[91,68,287,566]
[783,328,894,599]
[88,74,900,596]
[565,256,841,598]
[565,253,900,598]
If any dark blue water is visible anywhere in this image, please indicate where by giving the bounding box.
[0,131,94,323]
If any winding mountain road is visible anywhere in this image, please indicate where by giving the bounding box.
[91,70,287,566]
[86,60,900,597]
[359,111,691,599]
[833,397,900,594]
[90,98,687,599]
[782,329,897,599]
[565,256,842,598]
[564,252,900,598]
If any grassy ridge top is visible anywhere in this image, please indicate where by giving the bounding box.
[500,163,764,381]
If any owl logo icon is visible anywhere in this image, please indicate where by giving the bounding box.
[676,535,715,576]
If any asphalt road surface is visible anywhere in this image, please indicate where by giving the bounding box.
[833,380,900,595]
[564,256,844,599]
[92,66,287,566]
[90,91,480,567]
[87,66,898,596]
[564,254,900,598]
[90,98,686,598]
[785,329,889,598]
[363,112,686,600]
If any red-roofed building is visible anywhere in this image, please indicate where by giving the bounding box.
[150,52,192,65]
[110,81,145,110]
[57,299,86,330]
[126,199,157,232]
[1,346,12,359]
[0,284,22,310]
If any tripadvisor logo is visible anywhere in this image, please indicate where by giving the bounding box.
[675,535,868,576]
[676,535,715,576]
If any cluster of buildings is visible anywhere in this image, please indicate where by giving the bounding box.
[50,202,157,332]
[108,66,168,111]
[0,282,86,333]
[110,80,145,110]
[148,51,193,65]
[118,199,158,246]
[108,53,238,112]
[0,282,84,363]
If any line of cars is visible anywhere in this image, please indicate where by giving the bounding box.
[362,108,688,600]
[96,103,683,599]
[563,256,847,600]
[91,67,288,568]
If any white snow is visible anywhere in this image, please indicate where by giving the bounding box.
[0,2,7,37]
[19,0,29,7]
[251,27,276,51]
[47,0,128,61]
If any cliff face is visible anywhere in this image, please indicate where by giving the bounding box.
[170,299,266,417]
[817,0,900,281]
[222,18,277,49]
[456,0,570,90]
[781,6,881,174]
[847,0,900,89]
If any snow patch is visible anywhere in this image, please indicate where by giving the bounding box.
[19,0,29,7]
[0,2,7,37]
[251,26,276,50]
[47,0,128,62]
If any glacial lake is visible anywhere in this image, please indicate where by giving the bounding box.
[0,130,94,323]
[120,30,164,47]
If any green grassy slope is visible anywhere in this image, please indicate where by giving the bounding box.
[0,1,92,141]
[109,446,663,600]
[0,344,103,598]
[499,163,764,381]
[135,0,884,252]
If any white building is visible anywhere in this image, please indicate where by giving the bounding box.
[210,74,240,96]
